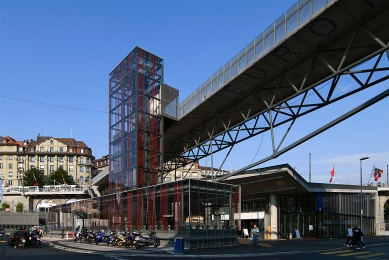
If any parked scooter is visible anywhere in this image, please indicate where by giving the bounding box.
[95,230,106,245]
[133,230,158,249]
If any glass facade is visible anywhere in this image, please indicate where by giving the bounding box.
[277,192,375,239]
[47,179,239,246]
[109,47,163,191]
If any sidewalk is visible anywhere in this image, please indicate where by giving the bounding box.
[42,236,389,257]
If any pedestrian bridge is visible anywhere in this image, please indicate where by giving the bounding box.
[2,185,100,197]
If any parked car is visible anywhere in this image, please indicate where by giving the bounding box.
[0,228,5,235]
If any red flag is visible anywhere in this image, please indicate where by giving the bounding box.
[329,167,334,182]
[374,167,383,181]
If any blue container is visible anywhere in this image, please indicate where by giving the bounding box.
[174,237,185,254]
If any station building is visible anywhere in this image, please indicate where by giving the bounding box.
[46,48,383,242]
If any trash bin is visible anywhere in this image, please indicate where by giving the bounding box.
[174,237,185,254]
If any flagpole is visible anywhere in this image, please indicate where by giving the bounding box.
[367,164,375,185]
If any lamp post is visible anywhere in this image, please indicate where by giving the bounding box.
[360,156,369,240]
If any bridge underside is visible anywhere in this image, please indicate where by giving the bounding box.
[163,0,389,176]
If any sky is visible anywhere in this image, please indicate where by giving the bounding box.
[1,0,388,186]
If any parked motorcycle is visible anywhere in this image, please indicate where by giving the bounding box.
[86,230,97,244]
[123,232,137,248]
[134,230,158,249]
[95,230,107,245]
[106,231,119,246]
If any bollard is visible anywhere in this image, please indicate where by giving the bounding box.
[174,237,185,254]
[61,228,65,239]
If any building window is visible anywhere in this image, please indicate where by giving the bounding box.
[0,163,2,169]
[79,176,84,184]
[60,147,64,152]
[59,156,64,162]
[86,158,90,163]
[69,148,73,152]
[40,147,44,152]
[30,156,35,162]
[59,165,63,169]
[8,164,12,169]
[40,156,44,162]
[0,155,2,160]
[80,148,84,153]
[8,180,12,185]
[18,147,23,152]
[85,176,89,182]
[8,172,12,177]
[18,180,23,186]
[8,155,13,160]
[86,166,90,172]
[50,165,54,173]
[30,165,35,169]
[80,166,84,172]
[50,156,54,162]
[80,158,84,164]
[69,165,73,172]
[69,156,73,163]
[30,147,34,152]
[50,147,54,152]
[40,165,44,173]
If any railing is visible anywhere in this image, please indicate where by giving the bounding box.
[3,185,87,193]
[174,0,335,119]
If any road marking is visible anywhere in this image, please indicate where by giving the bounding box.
[355,253,386,258]
[321,249,353,254]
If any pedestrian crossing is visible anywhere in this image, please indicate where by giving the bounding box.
[321,249,386,259]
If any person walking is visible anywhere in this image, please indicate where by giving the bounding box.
[252,224,259,247]
[344,226,353,246]
[354,226,366,249]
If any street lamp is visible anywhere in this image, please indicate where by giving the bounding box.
[360,156,369,240]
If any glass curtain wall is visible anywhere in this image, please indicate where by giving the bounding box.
[109,47,163,192]
[48,180,237,233]
[278,192,375,239]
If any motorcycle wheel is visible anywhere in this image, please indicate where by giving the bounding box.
[80,237,86,243]
[73,238,78,243]
[125,243,130,248]
[87,238,93,244]
[154,243,158,248]
[112,241,118,246]
[117,241,123,247]
[135,243,140,249]
[96,240,99,245]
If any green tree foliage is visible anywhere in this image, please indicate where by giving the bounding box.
[48,168,75,185]
[1,202,10,211]
[23,168,47,188]
[16,202,23,212]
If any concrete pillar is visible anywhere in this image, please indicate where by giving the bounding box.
[270,195,278,240]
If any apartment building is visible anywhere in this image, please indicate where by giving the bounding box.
[0,135,95,187]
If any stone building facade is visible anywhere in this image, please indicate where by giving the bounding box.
[0,135,94,188]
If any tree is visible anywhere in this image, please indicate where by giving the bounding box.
[48,168,75,185]
[16,202,23,212]
[23,168,47,188]
[1,202,10,211]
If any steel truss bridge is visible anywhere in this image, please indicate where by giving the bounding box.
[162,0,389,179]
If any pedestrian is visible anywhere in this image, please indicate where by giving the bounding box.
[252,224,259,247]
[353,226,366,249]
[344,225,353,246]
[75,225,80,233]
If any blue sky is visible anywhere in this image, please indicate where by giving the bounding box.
[1,0,388,185]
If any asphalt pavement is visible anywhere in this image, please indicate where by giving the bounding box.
[41,235,389,258]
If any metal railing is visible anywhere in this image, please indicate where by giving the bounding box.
[173,0,335,119]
